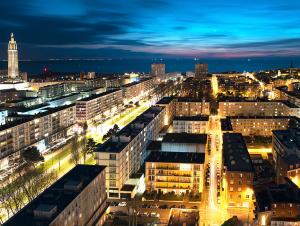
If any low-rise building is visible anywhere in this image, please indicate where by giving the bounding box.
[272,129,300,185]
[222,133,254,208]
[173,115,209,134]
[94,106,165,198]
[76,89,123,124]
[175,98,210,116]
[145,151,205,195]
[255,180,300,226]
[161,133,207,153]
[3,165,108,226]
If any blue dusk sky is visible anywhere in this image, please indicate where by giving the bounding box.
[0,0,300,59]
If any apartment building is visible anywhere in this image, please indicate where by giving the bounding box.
[156,96,175,126]
[173,115,209,134]
[38,83,68,100]
[275,86,300,107]
[151,63,165,76]
[272,129,300,185]
[0,104,76,173]
[219,101,285,117]
[222,133,254,208]
[3,165,108,226]
[94,106,166,198]
[76,89,123,124]
[255,180,300,226]
[161,133,207,153]
[229,116,291,136]
[195,63,208,79]
[121,78,155,104]
[175,98,210,116]
[145,151,205,195]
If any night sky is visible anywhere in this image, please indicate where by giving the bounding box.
[0,0,300,60]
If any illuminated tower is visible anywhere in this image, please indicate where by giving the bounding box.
[8,33,19,79]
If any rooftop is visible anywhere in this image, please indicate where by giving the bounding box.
[146,151,205,164]
[146,140,162,151]
[156,96,175,105]
[173,115,209,121]
[256,179,300,212]
[94,106,164,153]
[223,133,254,172]
[221,118,233,132]
[3,165,105,226]
[162,133,207,144]
[176,97,208,103]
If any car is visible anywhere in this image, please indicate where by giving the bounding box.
[179,205,186,209]
[118,202,127,207]
[141,204,149,208]
[150,212,158,217]
[170,205,178,208]
[191,205,198,209]
[217,197,221,204]
[159,204,169,209]
[142,212,149,217]
[149,204,158,208]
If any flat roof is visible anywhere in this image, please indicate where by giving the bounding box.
[156,96,175,105]
[221,118,233,131]
[255,180,300,212]
[3,165,105,226]
[94,106,164,153]
[223,133,254,172]
[176,97,208,103]
[146,140,162,151]
[162,133,207,144]
[173,115,209,121]
[146,151,205,164]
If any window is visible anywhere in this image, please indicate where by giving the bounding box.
[238,187,241,192]
[109,154,116,160]
[229,187,234,192]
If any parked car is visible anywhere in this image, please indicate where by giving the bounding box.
[118,202,127,207]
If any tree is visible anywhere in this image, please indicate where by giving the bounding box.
[82,122,88,134]
[70,134,80,165]
[82,138,96,163]
[86,138,96,154]
[21,146,44,167]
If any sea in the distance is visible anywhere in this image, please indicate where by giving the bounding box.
[0,57,299,75]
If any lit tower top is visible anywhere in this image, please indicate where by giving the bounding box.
[8,33,19,79]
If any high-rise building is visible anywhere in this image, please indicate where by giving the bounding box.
[195,63,208,79]
[8,33,19,79]
[151,63,165,76]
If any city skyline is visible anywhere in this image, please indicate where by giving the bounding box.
[1,0,300,59]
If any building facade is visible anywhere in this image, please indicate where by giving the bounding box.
[175,98,210,116]
[145,151,205,195]
[222,133,254,208]
[7,33,19,79]
[0,104,76,174]
[173,115,209,134]
[76,89,123,124]
[195,63,208,79]
[3,165,108,226]
[151,63,165,76]
[272,129,300,185]
[94,106,166,198]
